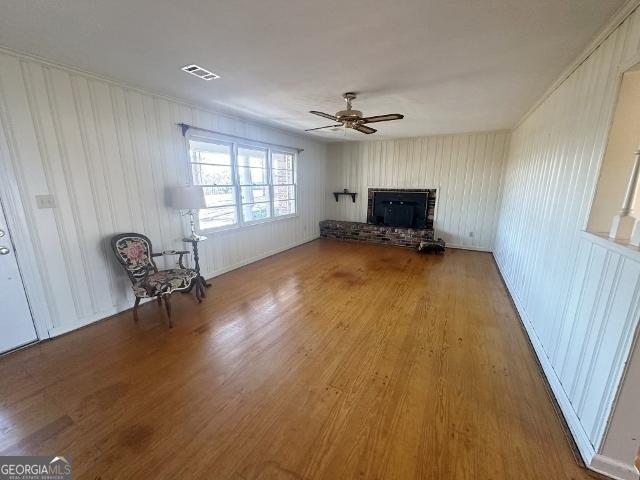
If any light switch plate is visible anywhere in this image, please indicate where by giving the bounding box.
[35,194,56,209]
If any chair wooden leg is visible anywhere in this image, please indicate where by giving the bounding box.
[194,279,202,303]
[198,277,206,298]
[163,294,173,328]
[133,297,141,322]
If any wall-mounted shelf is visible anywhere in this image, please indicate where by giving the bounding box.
[333,190,357,203]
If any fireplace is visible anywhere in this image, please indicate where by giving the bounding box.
[367,188,436,229]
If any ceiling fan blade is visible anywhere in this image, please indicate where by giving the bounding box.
[310,110,338,121]
[354,125,377,134]
[360,114,404,124]
[305,124,343,132]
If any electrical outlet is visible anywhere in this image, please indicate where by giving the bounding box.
[35,194,56,209]
[469,231,474,238]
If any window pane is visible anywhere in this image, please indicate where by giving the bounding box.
[272,152,294,170]
[272,168,293,185]
[199,206,237,229]
[189,141,232,165]
[190,140,296,228]
[237,166,267,185]
[192,164,232,185]
[242,202,271,222]
[238,147,267,169]
[203,186,236,207]
[273,185,295,200]
[274,199,295,216]
[241,186,270,204]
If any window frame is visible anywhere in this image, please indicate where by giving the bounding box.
[236,144,272,225]
[270,150,297,219]
[186,133,297,234]
[189,138,238,230]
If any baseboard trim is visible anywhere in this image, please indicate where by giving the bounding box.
[201,235,319,279]
[492,252,640,480]
[48,235,321,338]
[48,296,156,337]
[591,455,640,480]
[492,253,596,465]
[446,243,492,252]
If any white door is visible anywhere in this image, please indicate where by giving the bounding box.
[0,205,37,353]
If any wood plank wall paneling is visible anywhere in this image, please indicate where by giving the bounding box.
[0,50,327,337]
[3,13,640,480]
[494,6,640,478]
[325,131,510,252]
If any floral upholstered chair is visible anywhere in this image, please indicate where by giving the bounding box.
[110,233,199,327]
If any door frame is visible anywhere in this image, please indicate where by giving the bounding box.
[0,95,53,340]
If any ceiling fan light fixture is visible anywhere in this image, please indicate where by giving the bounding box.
[335,109,362,119]
[306,93,403,135]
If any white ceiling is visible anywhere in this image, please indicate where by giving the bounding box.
[0,0,626,140]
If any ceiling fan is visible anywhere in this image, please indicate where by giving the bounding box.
[305,93,404,135]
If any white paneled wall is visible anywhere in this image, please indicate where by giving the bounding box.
[0,49,327,336]
[326,131,510,251]
[559,235,640,446]
[494,7,640,479]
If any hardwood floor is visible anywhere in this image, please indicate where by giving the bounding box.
[0,239,595,479]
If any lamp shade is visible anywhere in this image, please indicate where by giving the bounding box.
[170,185,206,209]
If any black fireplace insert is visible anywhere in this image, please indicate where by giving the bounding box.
[368,190,429,228]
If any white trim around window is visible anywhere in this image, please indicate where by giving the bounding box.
[186,132,298,234]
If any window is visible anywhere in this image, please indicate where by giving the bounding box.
[189,140,237,229]
[238,147,270,223]
[272,151,296,216]
[188,136,296,231]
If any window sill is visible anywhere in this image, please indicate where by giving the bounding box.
[199,213,299,236]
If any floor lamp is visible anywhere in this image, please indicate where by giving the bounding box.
[170,185,211,294]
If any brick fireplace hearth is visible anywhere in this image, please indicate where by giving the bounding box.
[319,220,434,248]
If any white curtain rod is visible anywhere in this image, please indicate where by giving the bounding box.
[177,123,304,153]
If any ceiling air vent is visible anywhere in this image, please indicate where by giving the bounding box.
[181,64,220,81]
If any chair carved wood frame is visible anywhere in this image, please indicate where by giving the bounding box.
[111,233,200,327]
